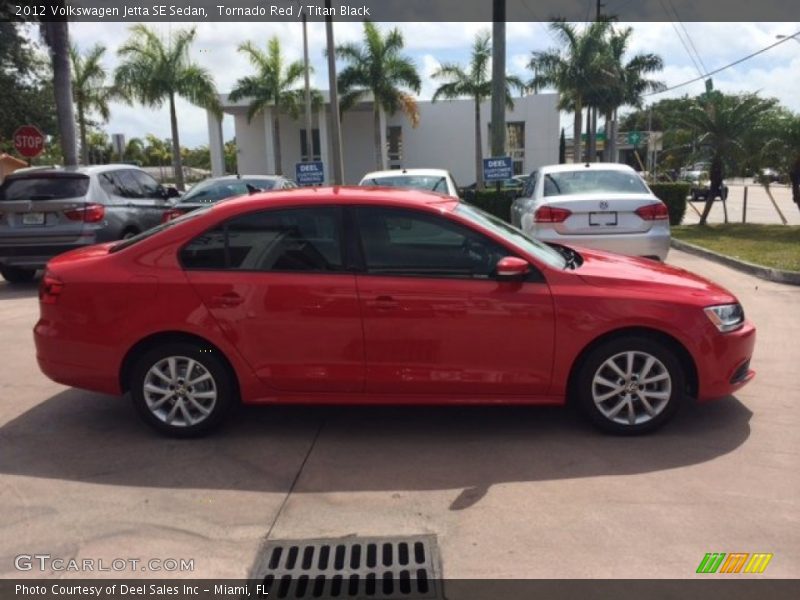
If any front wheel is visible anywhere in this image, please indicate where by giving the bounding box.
[1,266,37,284]
[130,342,234,437]
[575,336,685,435]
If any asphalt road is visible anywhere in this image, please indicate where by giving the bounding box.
[0,249,797,580]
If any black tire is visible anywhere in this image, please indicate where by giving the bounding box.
[130,342,235,437]
[574,336,685,435]
[0,266,37,284]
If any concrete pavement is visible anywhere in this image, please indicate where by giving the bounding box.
[0,250,797,579]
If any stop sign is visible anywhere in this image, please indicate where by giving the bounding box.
[13,125,45,158]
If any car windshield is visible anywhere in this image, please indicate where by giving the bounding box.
[110,207,212,253]
[0,174,90,201]
[543,170,649,197]
[180,178,277,204]
[363,175,448,193]
[455,203,566,269]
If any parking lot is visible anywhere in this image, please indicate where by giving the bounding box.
[0,249,797,579]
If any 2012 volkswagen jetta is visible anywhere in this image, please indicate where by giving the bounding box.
[34,187,755,437]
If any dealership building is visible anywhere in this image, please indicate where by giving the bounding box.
[207,91,560,185]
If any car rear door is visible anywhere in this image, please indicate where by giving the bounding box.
[0,172,91,247]
[182,205,365,394]
[352,205,555,397]
[128,169,171,229]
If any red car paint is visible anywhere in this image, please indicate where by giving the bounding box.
[34,187,755,407]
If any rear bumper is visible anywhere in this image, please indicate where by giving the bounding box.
[0,241,95,268]
[696,320,757,401]
[531,227,671,261]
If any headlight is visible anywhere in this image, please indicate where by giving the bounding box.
[704,303,744,332]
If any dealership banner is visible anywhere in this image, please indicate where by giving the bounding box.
[3,0,800,22]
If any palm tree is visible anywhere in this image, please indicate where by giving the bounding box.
[114,25,219,190]
[228,37,321,176]
[592,26,664,162]
[70,44,114,165]
[678,92,776,224]
[432,32,525,189]
[124,137,145,165]
[40,17,78,166]
[528,20,611,164]
[335,22,421,170]
[763,114,800,211]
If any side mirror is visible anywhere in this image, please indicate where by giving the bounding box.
[496,256,530,279]
[165,186,180,199]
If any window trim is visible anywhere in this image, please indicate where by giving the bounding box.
[178,205,348,275]
[349,205,544,283]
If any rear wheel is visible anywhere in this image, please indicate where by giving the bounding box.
[575,336,685,435]
[0,266,37,284]
[130,342,234,437]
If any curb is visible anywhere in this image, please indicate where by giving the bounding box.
[671,238,800,286]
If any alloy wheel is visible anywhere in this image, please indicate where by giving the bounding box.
[143,356,217,427]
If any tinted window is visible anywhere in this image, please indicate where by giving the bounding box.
[361,175,447,193]
[114,170,144,198]
[180,178,277,204]
[355,207,508,278]
[0,175,89,201]
[543,169,649,196]
[99,172,122,196]
[130,170,162,198]
[181,207,343,272]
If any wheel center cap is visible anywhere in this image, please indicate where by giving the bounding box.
[624,381,639,394]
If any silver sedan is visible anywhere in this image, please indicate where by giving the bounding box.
[510,163,670,261]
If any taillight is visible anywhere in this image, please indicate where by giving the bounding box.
[64,203,105,223]
[635,202,669,221]
[39,271,64,304]
[161,208,185,223]
[534,206,572,223]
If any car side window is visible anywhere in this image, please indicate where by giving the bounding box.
[99,173,122,196]
[114,170,144,199]
[131,170,162,198]
[180,207,344,273]
[523,171,538,197]
[355,206,508,279]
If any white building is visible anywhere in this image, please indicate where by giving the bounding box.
[207,92,560,185]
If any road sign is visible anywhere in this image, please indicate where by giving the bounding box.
[295,161,324,185]
[13,125,45,158]
[627,131,642,147]
[483,156,513,182]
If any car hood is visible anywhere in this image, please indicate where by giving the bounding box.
[572,246,736,304]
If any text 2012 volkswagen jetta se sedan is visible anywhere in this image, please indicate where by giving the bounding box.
[34,187,755,437]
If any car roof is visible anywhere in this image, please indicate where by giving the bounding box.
[213,185,458,214]
[360,168,450,180]
[5,164,144,177]
[536,163,638,175]
[199,174,285,182]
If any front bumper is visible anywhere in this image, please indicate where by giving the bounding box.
[696,320,756,401]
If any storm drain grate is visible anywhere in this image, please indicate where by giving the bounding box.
[251,535,442,599]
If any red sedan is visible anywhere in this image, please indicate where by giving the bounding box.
[34,187,755,437]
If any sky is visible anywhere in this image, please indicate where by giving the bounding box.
[48,21,800,148]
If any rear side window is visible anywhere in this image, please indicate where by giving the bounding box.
[0,175,89,201]
[180,207,344,273]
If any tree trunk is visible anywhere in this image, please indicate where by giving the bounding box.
[490,9,506,160]
[168,92,185,191]
[45,21,77,167]
[791,160,800,212]
[273,105,283,175]
[373,103,383,170]
[588,106,597,162]
[699,155,723,225]
[572,98,583,164]
[475,98,483,190]
[78,102,88,165]
[604,109,614,163]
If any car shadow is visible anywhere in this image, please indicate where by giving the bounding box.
[0,280,39,300]
[0,389,752,509]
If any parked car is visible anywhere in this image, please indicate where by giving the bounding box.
[0,164,178,283]
[678,165,729,202]
[359,168,459,198]
[463,175,527,197]
[511,163,670,261]
[35,187,755,437]
[161,175,297,222]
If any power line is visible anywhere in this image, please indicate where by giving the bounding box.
[667,0,710,76]
[646,31,800,96]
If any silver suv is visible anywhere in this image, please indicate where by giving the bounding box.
[0,164,177,283]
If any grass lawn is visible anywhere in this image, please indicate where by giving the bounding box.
[672,224,800,272]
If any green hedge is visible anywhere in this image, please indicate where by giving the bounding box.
[649,183,690,226]
[460,189,516,221]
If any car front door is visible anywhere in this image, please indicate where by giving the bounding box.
[182,205,365,394]
[352,206,555,397]
[129,169,170,229]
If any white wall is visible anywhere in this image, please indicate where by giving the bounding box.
[227,93,560,184]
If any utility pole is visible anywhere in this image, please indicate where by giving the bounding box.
[325,0,344,184]
[301,13,314,163]
[491,0,506,170]
[596,0,604,19]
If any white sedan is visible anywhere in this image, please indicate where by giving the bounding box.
[359,168,460,198]
[510,163,670,261]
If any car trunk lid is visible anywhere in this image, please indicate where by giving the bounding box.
[541,193,662,235]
